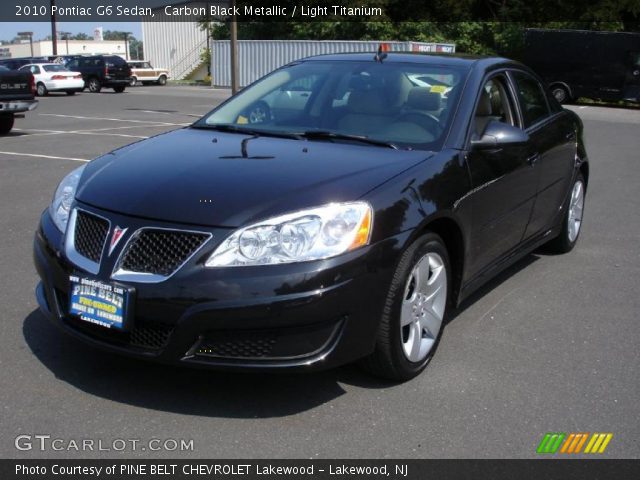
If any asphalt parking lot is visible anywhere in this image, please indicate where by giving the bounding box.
[1,87,638,459]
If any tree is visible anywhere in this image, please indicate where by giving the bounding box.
[72,33,91,40]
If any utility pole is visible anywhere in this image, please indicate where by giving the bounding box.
[50,0,58,55]
[123,32,131,60]
[17,32,33,57]
[59,31,71,54]
[230,0,239,93]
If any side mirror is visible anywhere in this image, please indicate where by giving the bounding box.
[471,120,529,149]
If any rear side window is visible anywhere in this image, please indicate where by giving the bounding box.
[512,71,550,128]
[106,56,126,67]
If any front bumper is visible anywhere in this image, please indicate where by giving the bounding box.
[0,99,38,114]
[33,205,407,371]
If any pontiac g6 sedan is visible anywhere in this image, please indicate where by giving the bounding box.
[33,53,588,381]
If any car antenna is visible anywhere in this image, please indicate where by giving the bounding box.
[374,43,389,63]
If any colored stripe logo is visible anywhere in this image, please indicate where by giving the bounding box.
[537,433,613,454]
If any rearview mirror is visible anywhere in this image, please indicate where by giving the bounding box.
[471,120,529,149]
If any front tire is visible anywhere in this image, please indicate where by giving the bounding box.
[547,173,586,253]
[65,90,76,96]
[361,233,450,381]
[157,75,167,86]
[129,77,137,87]
[0,114,14,134]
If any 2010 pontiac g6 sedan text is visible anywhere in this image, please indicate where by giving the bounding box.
[33,53,589,381]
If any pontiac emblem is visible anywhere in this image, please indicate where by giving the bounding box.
[108,226,127,255]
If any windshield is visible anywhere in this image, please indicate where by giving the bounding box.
[43,64,69,72]
[197,60,467,150]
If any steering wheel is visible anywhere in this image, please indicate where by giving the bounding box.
[246,101,271,124]
[394,112,443,136]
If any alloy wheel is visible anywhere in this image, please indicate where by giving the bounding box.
[400,252,447,363]
[567,180,584,242]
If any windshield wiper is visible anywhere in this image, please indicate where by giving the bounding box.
[191,123,302,140]
[298,130,398,149]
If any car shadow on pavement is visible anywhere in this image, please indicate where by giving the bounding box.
[22,310,392,418]
[450,252,540,320]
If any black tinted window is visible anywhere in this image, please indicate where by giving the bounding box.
[512,72,550,128]
[106,56,126,67]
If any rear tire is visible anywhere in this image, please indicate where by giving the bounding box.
[36,82,48,96]
[157,75,167,86]
[361,232,451,381]
[129,77,137,86]
[0,114,15,134]
[88,77,102,93]
[113,86,126,93]
[546,173,586,253]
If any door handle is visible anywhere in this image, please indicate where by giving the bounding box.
[527,153,540,166]
[566,131,576,141]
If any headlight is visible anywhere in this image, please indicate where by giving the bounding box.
[206,202,373,267]
[49,165,85,232]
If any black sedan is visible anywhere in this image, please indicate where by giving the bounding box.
[33,53,588,381]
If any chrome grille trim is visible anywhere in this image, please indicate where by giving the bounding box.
[111,227,212,284]
[64,208,111,275]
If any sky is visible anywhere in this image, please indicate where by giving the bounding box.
[1,22,142,41]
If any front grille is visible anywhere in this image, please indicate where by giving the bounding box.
[74,210,109,263]
[118,229,209,277]
[197,333,278,359]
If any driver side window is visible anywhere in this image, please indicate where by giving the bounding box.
[473,76,516,138]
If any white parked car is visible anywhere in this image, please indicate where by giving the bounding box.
[19,63,85,96]
[127,61,170,86]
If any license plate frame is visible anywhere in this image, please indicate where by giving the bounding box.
[68,274,134,331]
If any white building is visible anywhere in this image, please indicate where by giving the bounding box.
[0,39,129,59]
[141,2,210,80]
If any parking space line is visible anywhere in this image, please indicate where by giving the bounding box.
[0,151,89,162]
[39,113,190,126]
[12,128,149,139]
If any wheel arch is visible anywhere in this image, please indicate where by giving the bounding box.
[549,81,573,100]
[579,160,589,190]
[415,215,466,306]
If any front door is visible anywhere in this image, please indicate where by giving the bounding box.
[465,75,539,279]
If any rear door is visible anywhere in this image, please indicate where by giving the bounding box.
[624,51,640,102]
[509,70,576,240]
[105,56,130,80]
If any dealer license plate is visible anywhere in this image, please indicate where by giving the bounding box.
[69,275,129,330]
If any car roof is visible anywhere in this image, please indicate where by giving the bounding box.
[301,52,513,69]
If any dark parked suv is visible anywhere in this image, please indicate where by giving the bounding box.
[65,55,131,93]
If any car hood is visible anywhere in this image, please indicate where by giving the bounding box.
[77,128,432,228]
